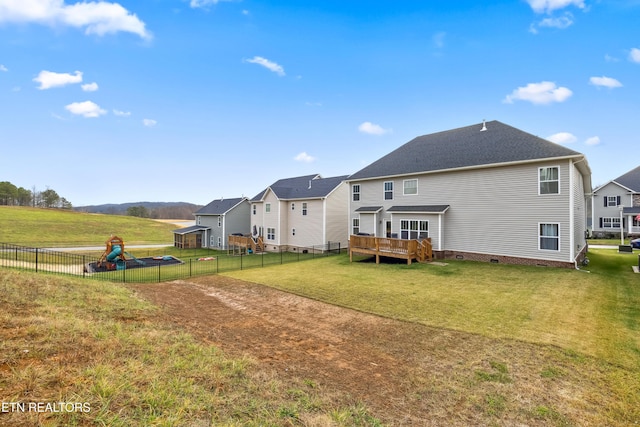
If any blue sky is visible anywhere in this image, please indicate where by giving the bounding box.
[1,0,639,206]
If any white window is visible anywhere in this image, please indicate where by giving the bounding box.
[403,179,418,195]
[292,228,296,236]
[267,227,275,240]
[606,196,620,207]
[539,167,559,195]
[352,184,360,201]
[210,236,215,247]
[252,204,256,215]
[197,216,201,225]
[352,218,360,235]
[602,217,621,229]
[400,220,428,239]
[217,236,222,247]
[291,203,295,211]
[539,223,559,251]
[265,203,271,213]
[384,181,394,200]
[302,202,308,216]
[217,216,222,227]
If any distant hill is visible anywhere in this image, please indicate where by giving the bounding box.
[74,202,202,220]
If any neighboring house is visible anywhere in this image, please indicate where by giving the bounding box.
[591,165,640,238]
[250,174,349,252]
[347,120,592,268]
[173,197,250,249]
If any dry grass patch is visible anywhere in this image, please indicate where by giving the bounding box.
[0,269,381,426]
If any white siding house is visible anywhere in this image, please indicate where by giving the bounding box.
[251,174,349,252]
[347,120,592,268]
[591,165,640,237]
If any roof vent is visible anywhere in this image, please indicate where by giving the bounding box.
[308,180,312,189]
[480,120,487,131]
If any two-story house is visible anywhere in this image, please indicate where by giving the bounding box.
[347,120,592,268]
[173,197,250,249]
[250,174,349,252]
[591,165,640,238]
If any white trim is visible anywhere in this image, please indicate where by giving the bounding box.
[403,179,418,195]
[569,160,575,260]
[539,222,560,252]
[383,180,394,200]
[538,165,560,196]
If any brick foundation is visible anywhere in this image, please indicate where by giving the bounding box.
[438,250,579,269]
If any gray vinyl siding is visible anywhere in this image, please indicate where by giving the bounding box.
[198,201,250,249]
[350,160,577,263]
[572,163,587,257]
[324,183,349,247]
[288,199,323,248]
[592,182,628,232]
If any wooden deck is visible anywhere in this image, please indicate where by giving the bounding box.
[228,235,264,254]
[349,235,432,265]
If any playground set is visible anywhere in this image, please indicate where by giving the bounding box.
[85,236,182,273]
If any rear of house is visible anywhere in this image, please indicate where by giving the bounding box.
[591,165,640,238]
[348,121,592,268]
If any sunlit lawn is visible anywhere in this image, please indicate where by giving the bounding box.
[225,248,640,370]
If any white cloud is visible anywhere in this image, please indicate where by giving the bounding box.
[585,136,600,146]
[294,152,316,163]
[34,70,82,89]
[589,76,622,88]
[81,82,99,92]
[190,0,233,8]
[358,122,391,135]
[245,56,285,76]
[538,14,574,29]
[526,0,585,14]
[503,81,572,105]
[143,118,157,127]
[113,109,131,117]
[547,132,577,144]
[0,64,8,72]
[629,48,640,63]
[0,0,151,39]
[65,100,106,118]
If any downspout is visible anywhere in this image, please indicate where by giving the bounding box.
[222,214,226,250]
[322,198,327,245]
[569,159,576,268]
[438,213,443,251]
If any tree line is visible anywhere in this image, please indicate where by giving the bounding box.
[0,181,72,209]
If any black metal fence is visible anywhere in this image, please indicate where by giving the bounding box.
[0,242,342,283]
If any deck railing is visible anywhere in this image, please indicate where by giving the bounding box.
[349,235,432,264]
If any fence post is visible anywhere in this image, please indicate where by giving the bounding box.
[240,251,243,270]
[35,248,38,273]
[83,255,86,278]
[189,258,192,277]
[280,248,283,264]
[158,263,161,283]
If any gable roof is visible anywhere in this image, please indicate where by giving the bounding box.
[195,197,247,215]
[613,165,640,193]
[251,174,348,201]
[348,120,585,181]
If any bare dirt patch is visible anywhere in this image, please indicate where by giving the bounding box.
[129,276,628,426]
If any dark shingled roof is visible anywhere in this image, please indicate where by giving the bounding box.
[195,197,246,215]
[387,205,450,213]
[251,174,348,201]
[172,225,210,235]
[348,121,584,180]
[355,206,383,212]
[613,165,640,193]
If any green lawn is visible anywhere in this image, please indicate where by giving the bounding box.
[0,206,176,246]
[225,249,640,370]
